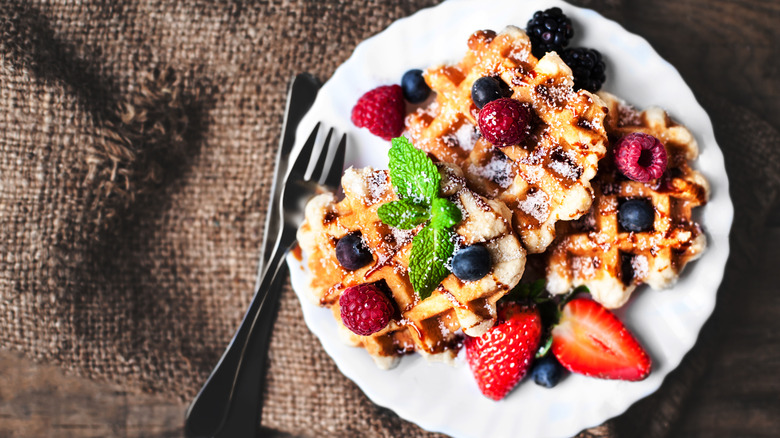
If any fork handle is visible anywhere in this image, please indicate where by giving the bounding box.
[185,243,291,438]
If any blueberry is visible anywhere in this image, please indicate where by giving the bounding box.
[531,355,565,388]
[336,233,373,271]
[451,245,491,281]
[401,69,431,103]
[618,199,654,232]
[471,77,506,109]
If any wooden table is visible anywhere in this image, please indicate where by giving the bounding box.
[1,0,777,436]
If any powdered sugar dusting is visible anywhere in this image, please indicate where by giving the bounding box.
[548,147,583,180]
[366,171,390,204]
[469,153,515,188]
[454,122,480,151]
[517,189,550,222]
[572,210,597,232]
[631,254,649,280]
[508,46,531,64]
[571,256,597,279]
[391,227,414,249]
[534,80,574,110]
[618,102,642,127]
[522,165,544,185]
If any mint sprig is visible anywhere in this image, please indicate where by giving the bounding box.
[377,136,463,300]
[387,136,440,205]
[409,227,455,299]
[377,200,429,229]
[429,198,462,229]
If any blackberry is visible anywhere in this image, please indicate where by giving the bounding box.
[526,7,574,58]
[561,48,607,92]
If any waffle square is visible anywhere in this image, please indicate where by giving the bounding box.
[297,163,526,368]
[405,25,609,254]
[545,92,709,308]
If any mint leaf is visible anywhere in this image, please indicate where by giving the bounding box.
[377,200,430,229]
[429,198,462,229]
[383,137,464,301]
[388,136,440,205]
[409,226,455,300]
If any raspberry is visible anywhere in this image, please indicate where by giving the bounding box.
[339,284,394,336]
[351,85,405,140]
[561,48,607,92]
[526,7,574,59]
[614,133,668,182]
[477,98,533,147]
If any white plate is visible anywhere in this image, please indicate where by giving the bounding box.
[285,1,733,437]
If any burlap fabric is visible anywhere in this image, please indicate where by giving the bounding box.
[1,1,778,437]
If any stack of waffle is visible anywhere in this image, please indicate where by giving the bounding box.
[298,26,708,366]
[545,92,709,308]
[297,164,526,368]
[406,25,609,254]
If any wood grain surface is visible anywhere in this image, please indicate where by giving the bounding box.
[1,0,778,437]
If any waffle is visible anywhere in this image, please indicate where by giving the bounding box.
[297,163,526,368]
[545,92,709,308]
[405,25,609,254]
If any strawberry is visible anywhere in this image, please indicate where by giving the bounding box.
[464,302,543,401]
[551,297,651,381]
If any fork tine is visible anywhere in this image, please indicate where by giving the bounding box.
[308,128,334,182]
[288,122,320,179]
[321,133,347,190]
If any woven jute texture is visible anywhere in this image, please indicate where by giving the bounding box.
[1,1,778,437]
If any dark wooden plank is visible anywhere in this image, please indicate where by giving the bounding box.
[0,350,182,437]
[0,349,299,437]
[666,229,780,437]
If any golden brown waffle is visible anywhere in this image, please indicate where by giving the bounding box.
[545,92,709,308]
[405,25,608,254]
[297,163,526,368]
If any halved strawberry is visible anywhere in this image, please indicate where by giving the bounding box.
[464,302,543,400]
[551,297,651,381]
